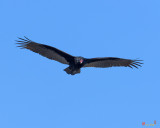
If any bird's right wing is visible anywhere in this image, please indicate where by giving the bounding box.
[84,57,143,68]
[16,37,74,65]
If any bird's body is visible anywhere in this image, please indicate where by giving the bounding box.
[16,37,143,75]
[64,57,85,75]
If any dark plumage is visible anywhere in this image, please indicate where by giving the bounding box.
[16,37,143,75]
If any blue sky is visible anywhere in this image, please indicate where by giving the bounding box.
[0,0,160,128]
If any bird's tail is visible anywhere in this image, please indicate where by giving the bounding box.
[64,67,80,75]
[64,67,72,74]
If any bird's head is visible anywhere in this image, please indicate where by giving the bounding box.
[75,57,84,64]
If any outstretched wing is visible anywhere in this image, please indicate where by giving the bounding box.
[84,57,143,68]
[16,37,74,64]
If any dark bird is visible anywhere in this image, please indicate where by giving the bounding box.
[16,37,143,75]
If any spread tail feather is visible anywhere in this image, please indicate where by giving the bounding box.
[64,67,80,75]
[64,67,72,74]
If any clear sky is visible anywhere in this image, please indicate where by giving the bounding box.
[0,0,160,128]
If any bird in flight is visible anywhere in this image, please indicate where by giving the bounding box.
[16,37,143,75]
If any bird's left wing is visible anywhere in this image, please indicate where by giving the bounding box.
[83,57,143,68]
[16,37,74,64]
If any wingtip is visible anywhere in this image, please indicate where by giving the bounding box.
[24,36,30,40]
[16,36,31,42]
[129,59,143,69]
[16,36,30,48]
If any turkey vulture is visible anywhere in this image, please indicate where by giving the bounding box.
[16,37,143,75]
